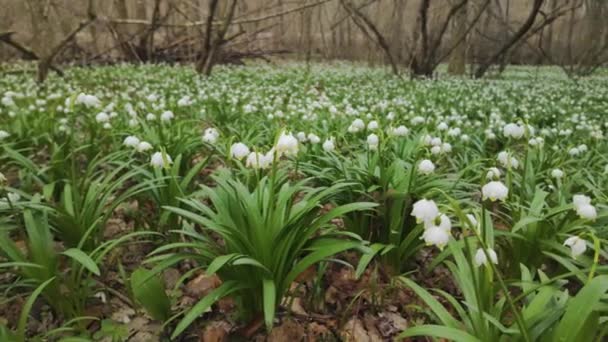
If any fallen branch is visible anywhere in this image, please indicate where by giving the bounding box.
[0,31,64,76]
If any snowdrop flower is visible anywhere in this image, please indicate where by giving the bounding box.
[76,93,101,108]
[390,125,409,137]
[568,147,580,156]
[411,199,439,224]
[160,111,174,122]
[551,169,564,179]
[0,130,10,140]
[95,112,110,123]
[128,119,138,127]
[177,96,192,107]
[1,96,15,107]
[150,151,173,169]
[202,128,219,144]
[136,141,153,152]
[422,226,450,250]
[497,151,519,169]
[348,119,365,133]
[6,192,20,203]
[430,137,442,146]
[503,123,525,139]
[576,204,597,220]
[573,194,591,208]
[386,112,395,121]
[486,167,501,180]
[441,143,452,153]
[367,133,379,150]
[296,132,307,142]
[231,142,250,160]
[145,113,156,121]
[246,152,271,169]
[482,181,509,201]
[431,146,442,155]
[322,138,335,152]
[437,122,448,131]
[276,132,299,156]
[578,144,588,153]
[411,116,425,125]
[563,236,587,258]
[307,133,321,144]
[103,123,112,129]
[418,159,435,175]
[123,136,140,148]
[466,214,479,230]
[474,248,498,267]
[367,120,379,130]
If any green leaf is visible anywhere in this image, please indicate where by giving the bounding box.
[553,275,608,342]
[398,325,481,342]
[17,277,56,342]
[262,279,276,332]
[61,248,100,276]
[131,268,171,322]
[171,281,247,339]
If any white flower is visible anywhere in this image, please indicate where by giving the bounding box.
[578,144,588,152]
[497,151,519,169]
[474,248,498,266]
[145,113,156,121]
[231,143,250,160]
[322,138,335,152]
[76,93,101,108]
[160,111,174,122]
[150,151,173,168]
[103,123,112,129]
[202,128,219,144]
[7,192,20,203]
[482,181,509,201]
[367,120,379,130]
[418,159,435,175]
[246,152,272,169]
[430,146,442,155]
[296,132,307,142]
[422,226,450,250]
[390,125,409,137]
[430,137,442,146]
[441,143,452,153]
[563,236,587,258]
[0,172,6,186]
[177,96,192,107]
[503,123,525,139]
[128,119,138,127]
[136,141,153,152]
[551,169,564,179]
[95,112,110,123]
[367,133,379,150]
[466,214,479,230]
[411,199,439,224]
[348,119,365,133]
[576,204,597,220]
[573,194,592,208]
[486,167,501,180]
[276,132,299,156]
[568,147,580,156]
[437,122,449,131]
[307,133,321,144]
[0,130,10,140]
[123,136,140,148]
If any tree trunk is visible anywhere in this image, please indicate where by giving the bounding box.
[448,1,468,75]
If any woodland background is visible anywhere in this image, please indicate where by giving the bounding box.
[0,0,607,79]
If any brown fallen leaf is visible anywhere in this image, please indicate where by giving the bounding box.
[185,273,222,299]
[268,318,306,342]
[200,320,232,342]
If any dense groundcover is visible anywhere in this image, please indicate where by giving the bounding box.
[0,63,607,341]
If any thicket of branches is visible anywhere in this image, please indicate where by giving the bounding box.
[0,0,606,82]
